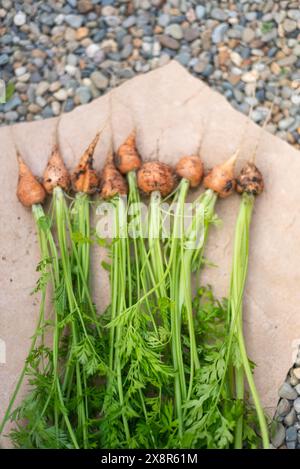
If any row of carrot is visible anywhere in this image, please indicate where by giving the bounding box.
[0,126,269,449]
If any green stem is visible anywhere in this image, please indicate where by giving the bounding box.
[231,192,269,450]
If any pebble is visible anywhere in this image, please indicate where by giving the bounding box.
[195,5,205,20]
[242,27,255,43]
[123,16,136,29]
[86,44,100,59]
[212,23,229,44]
[279,117,295,131]
[286,426,297,445]
[271,422,285,448]
[0,54,9,65]
[241,71,258,83]
[279,382,298,400]
[211,8,228,22]
[36,81,49,96]
[276,398,291,417]
[284,408,296,426]
[158,14,170,27]
[14,11,26,27]
[283,19,297,33]
[75,86,91,104]
[159,34,180,50]
[90,71,108,90]
[65,15,83,29]
[184,27,199,42]
[3,96,21,112]
[295,384,300,394]
[53,89,68,101]
[165,24,183,40]
[294,397,300,413]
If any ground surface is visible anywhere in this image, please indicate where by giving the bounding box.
[0,0,300,148]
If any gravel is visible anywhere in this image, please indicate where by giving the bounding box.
[0,0,300,150]
[278,382,298,400]
[274,355,300,448]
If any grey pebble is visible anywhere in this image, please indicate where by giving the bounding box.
[211,8,228,22]
[284,408,296,426]
[294,397,300,413]
[121,43,133,59]
[159,34,180,50]
[286,426,297,442]
[279,117,295,131]
[0,54,9,65]
[165,24,183,40]
[65,14,83,28]
[158,14,170,28]
[195,5,206,20]
[212,23,229,44]
[271,422,285,448]
[283,19,297,33]
[184,27,199,42]
[276,398,291,417]
[75,86,91,104]
[123,16,136,29]
[5,111,18,121]
[176,51,190,66]
[90,71,109,90]
[278,382,298,400]
[3,96,21,112]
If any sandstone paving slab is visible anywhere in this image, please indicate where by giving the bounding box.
[1,61,300,447]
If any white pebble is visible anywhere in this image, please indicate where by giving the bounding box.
[86,44,100,59]
[53,89,68,101]
[14,11,26,26]
[241,70,259,83]
[51,101,61,116]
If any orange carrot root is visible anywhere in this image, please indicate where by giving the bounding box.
[100,158,128,199]
[137,161,177,197]
[115,130,142,174]
[16,154,46,208]
[203,152,237,198]
[175,156,204,188]
[43,145,70,193]
[236,162,264,196]
[71,132,100,194]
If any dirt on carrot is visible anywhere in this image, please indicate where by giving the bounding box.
[137,161,177,197]
[71,132,100,194]
[204,153,237,198]
[100,158,128,199]
[236,162,264,196]
[43,145,70,193]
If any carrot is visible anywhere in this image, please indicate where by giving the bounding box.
[71,132,100,194]
[175,155,204,188]
[16,154,46,207]
[137,161,177,197]
[43,144,70,193]
[100,157,128,199]
[115,130,142,174]
[203,152,237,198]
[236,162,264,196]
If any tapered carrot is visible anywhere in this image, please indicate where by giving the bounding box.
[115,130,142,174]
[71,132,100,194]
[16,154,46,207]
[43,144,70,193]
